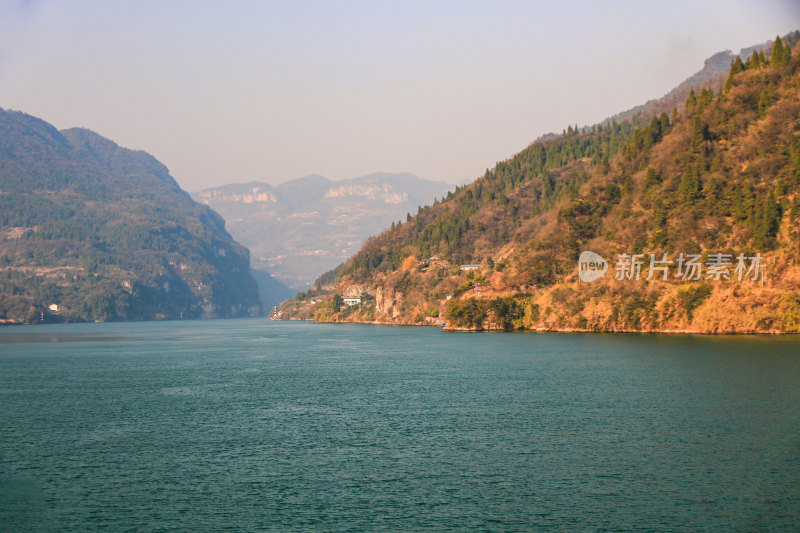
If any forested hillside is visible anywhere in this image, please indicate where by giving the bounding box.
[277,33,800,333]
[0,110,261,323]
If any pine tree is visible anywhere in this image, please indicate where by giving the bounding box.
[771,35,785,66]
[746,50,760,69]
[651,202,669,247]
[732,183,755,222]
[758,84,776,116]
[754,192,781,247]
[686,88,697,110]
[331,294,344,312]
[644,167,660,188]
[700,87,714,106]
[660,111,670,130]
[689,116,708,152]
[623,173,633,195]
[791,196,800,222]
[541,174,553,201]
[725,57,745,92]
[679,168,702,204]
[765,191,781,232]
[702,178,722,217]
[600,156,610,174]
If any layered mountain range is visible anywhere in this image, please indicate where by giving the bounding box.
[193,173,452,290]
[277,32,800,334]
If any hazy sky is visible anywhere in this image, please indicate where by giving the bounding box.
[0,1,798,190]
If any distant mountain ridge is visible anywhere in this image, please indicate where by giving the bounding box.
[0,108,262,323]
[196,172,449,209]
[192,172,453,291]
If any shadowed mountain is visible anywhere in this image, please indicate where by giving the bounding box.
[250,267,295,310]
[0,108,262,323]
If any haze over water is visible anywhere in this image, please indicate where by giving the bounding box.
[1,320,799,531]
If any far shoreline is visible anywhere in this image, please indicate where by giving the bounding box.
[269,316,800,336]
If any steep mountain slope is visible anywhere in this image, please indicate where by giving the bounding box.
[278,34,800,334]
[193,172,452,290]
[0,109,261,323]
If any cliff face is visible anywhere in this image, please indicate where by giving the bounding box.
[277,35,800,334]
[0,109,261,323]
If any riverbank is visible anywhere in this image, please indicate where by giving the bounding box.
[269,315,796,335]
